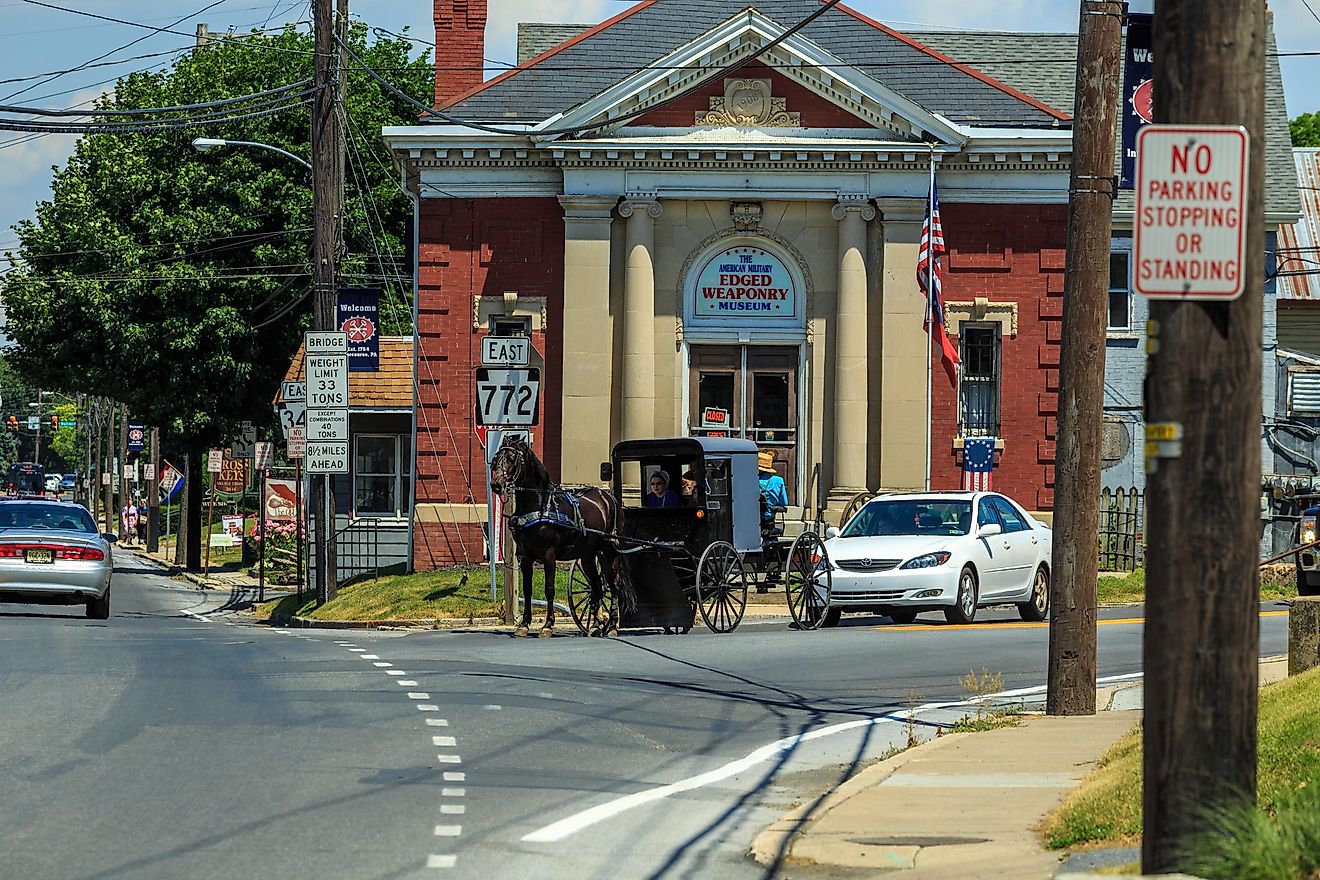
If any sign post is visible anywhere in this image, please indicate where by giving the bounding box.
[204,449,222,575]
[255,441,274,603]
[304,330,349,604]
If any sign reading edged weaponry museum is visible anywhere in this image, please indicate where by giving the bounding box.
[1134,125,1248,300]
[694,246,797,318]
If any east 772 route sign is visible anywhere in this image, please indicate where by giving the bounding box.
[475,368,540,427]
[1135,124,1248,300]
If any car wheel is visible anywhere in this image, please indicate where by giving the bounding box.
[944,567,978,625]
[889,611,918,625]
[1018,566,1050,622]
[86,589,110,620]
[820,607,842,628]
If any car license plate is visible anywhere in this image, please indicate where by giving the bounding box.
[24,548,54,564]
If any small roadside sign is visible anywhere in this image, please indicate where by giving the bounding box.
[229,422,256,460]
[276,400,306,439]
[255,441,274,471]
[127,422,146,451]
[306,408,349,441]
[305,441,349,474]
[26,416,37,431]
[123,464,135,482]
[207,449,224,473]
[287,425,306,459]
[1134,124,1249,300]
[306,354,349,408]
[59,419,76,428]
[304,331,348,355]
[143,464,157,482]
[481,335,532,367]
[215,455,249,495]
[282,380,307,402]
[475,367,541,427]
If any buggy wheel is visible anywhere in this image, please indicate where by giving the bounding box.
[696,542,748,633]
[566,559,614,636]
[786,532,832,630]
[841,491,876,528]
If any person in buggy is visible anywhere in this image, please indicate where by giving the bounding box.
[758,450,789,582]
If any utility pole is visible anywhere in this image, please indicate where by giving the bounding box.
[1047,0,1125,716]
[1142,2,1265,873]
[33,389,42,466]
[102,400,115,536]
[310,0,343,604]
[147,427,161,552]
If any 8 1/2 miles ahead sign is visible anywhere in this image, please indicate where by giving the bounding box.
[1134,125,1248,300]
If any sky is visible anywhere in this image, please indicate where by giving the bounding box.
[2,0,1319,255]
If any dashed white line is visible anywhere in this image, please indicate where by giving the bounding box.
[348,648,366,653]
[398,680,419,686]
[426,719,449,727]
[444,772,465,782]
[373,662,392,668]
[434,825,462,837]
[442,788,465,797]
[484,705,502,711]
[361,654,380,660]
[386,670,406,676]
[441,804,466,815]
[437,754,462,764]
[407,692,431,700]
[418,704,440,711]
[426,854,457,869]
[432,736,456,747]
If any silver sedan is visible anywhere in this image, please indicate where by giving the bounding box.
[0,499,115,619]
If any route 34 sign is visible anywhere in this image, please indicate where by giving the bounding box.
[475,368,540,427]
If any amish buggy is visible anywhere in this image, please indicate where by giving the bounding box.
[564,437,836,634]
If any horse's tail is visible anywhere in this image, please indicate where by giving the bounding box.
[611,547,638,616]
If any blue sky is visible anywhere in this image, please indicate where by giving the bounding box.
[2,0,1318,253]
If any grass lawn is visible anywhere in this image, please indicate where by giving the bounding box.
[1097,566,1297,605]
[1040,665,1320,852]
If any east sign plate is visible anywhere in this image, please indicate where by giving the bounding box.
[1135,125,1248,300]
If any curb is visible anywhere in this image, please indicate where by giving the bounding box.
[748,731,973,870]
[277,615,504,630]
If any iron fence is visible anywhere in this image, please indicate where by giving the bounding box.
[1099,486,1144,572]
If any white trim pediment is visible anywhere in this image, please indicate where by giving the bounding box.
[531,9,968,148]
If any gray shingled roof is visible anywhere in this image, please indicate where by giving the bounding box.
[517,23,587,65]
[451,0,1064,127]
[917,28,1299,219]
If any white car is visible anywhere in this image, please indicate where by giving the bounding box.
[822,491,1052,626]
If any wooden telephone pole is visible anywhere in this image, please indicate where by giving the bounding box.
[1142,2,1265,873]
[310,0,344,604]
[1047,0,1124,716]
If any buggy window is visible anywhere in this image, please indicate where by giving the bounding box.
[704,459,730,497]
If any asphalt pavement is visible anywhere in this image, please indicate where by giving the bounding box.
[0,555,1292,879]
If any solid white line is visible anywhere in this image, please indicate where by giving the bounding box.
[432,736,456,747]
[443,772,465,782]
[437,754,462,764]
[442,788,465,797]
[426,854,457,869]
[270,629,290,634]
[433,825,462,837]
[426,718,449,727]
[408,693,431,700]
[418,704,440,711]
[441,804,465,815]
[520,671,1148,844]
[398,680,419,687]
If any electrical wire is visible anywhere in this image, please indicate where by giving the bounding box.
[0,92,315,133]
[0,78,311,116]
[336,0,847,139]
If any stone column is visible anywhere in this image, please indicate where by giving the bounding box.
[831,197,877,496]
[875,199,930,490]
[558,195,617,484]
[619,196,662,440]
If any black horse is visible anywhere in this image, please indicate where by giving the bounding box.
[489,435,633,637]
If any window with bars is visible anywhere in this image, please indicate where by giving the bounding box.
[1108,251,1132,330]
[959,325,1000,437]
[354,434,412,518]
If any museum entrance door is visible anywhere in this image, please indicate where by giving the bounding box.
[689,344,799,500]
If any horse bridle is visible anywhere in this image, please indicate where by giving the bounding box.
[491,442,526,501]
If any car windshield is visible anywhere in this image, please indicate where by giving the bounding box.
[842,499,973,537]
[0,503,97,533]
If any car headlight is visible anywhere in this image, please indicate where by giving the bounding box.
[900,551,952,570]
[1303,519,1317,545]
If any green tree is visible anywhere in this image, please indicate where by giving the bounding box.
[3,23,430,566]
[1290,110,1320,147]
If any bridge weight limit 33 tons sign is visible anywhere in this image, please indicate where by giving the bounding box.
[1135,125,1248,300]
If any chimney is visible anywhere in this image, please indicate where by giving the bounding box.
[434,0,488,108]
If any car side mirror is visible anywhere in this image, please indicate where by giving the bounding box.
[599,462,613,483]
[825,526,840,539]
[102,532,119,543]
[979,523,1003,538]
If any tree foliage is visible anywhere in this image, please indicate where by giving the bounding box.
[2,24,430,451]
[1290,111,1320,147]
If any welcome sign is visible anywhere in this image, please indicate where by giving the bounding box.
[695,245,797,318]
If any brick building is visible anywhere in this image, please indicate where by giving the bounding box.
[383,0,1289,568]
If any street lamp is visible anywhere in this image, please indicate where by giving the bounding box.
[191,137,312,171]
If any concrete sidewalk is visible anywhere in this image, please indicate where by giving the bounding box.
[752,659,1288,879]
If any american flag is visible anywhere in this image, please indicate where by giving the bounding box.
[918,177,960,386]
[962,437,996,491]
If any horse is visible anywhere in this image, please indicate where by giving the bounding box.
[488,435,633,637]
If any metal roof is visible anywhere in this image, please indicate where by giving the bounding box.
[1278,148,1320,300]
[612,437,758,458]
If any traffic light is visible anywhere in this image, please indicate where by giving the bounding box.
[5,415,16,432]
[49,415,58,431]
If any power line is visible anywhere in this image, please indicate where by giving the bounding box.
[0,78,311,117]
[0,90,317,133]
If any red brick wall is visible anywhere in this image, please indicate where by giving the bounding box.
[414,197,565,568]
[434,0,488,107]
[930,203,1066,511]
[636,61,874,129]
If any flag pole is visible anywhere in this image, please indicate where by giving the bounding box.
[925,149,935,491]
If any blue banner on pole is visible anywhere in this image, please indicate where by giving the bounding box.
[1119,13,1154,190]
[127,422,146,452]
[336,287,381,372]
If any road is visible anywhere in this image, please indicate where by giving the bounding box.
[0,557,1291,879]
